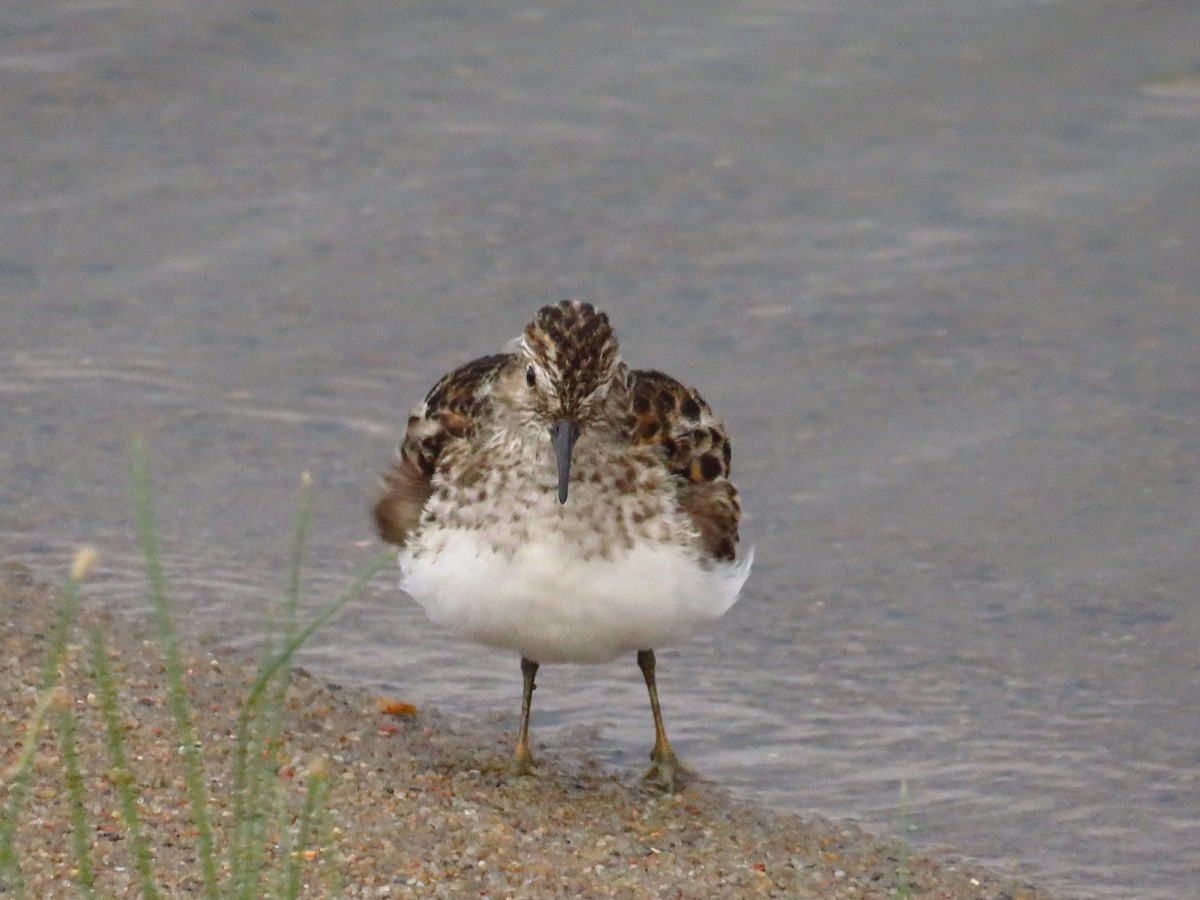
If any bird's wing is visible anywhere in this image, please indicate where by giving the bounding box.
[627,369,742,561]
[373,353,511,547]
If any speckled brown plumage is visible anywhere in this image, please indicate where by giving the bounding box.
[372,299,752,789]
[372,353,508,545]
[374,307,742,563]
[625,369,740,561]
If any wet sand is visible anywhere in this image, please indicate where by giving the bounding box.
[1,565,1054,898]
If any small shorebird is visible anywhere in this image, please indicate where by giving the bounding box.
[373,300,751,789]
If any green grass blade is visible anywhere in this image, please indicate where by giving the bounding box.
[89,628,160,899]
[243,550,395,716]
[52,705,96,899]
[266,474,316,888]
[229,476,391,898]
[282,761,328,900]
[229,547,394,896]
[6,443,395,897]
[0,548,95,894]
[231,473,317,897]
[284,472,314,644]
[129,436,219,899]
[227,712,261,897]
[0,686,56,897]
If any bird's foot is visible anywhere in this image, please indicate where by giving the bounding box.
[642,747,689,793]
[511,744,538,778]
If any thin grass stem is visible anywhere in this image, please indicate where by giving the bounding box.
[244,550,394,717]
[89,628,160,899]
[268,474,316,888]
[0,685,57,896]
[52,705,96,898]
[129,436,219,899]
[284,472,314,642]
[282,763,328,900]
[231,472,316,897]
[5,446,392,897]
[229,547,392,895]
[0,548,94,894]
[228,475,390,898]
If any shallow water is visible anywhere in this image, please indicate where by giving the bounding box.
[2,1,1199,896]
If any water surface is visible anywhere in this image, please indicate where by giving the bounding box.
[2,2,1198,896]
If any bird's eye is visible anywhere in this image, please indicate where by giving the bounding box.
[525,365,536,387]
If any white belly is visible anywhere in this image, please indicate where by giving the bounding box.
[398,528,753,663]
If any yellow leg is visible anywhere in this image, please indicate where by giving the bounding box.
[637,649,685,790]
[513,656,539,775]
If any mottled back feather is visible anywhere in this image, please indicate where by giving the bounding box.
[373,353,509,545]
[374,302,742,563]
[626,369,741,561]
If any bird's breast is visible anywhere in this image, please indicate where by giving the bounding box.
[417,430,693,561]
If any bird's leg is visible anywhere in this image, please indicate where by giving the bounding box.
[637,648,685,790]
[513,656,539,775]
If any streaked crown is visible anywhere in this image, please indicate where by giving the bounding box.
[520,300,620,421]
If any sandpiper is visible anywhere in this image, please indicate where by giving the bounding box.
[373,300,751,789]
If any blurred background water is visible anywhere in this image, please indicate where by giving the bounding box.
[2,2,1198,896]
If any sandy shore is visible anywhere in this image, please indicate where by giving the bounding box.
[1,563,1056,898]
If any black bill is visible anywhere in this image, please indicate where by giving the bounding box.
[550,419,579,504]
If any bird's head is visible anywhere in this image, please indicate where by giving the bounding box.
[515,300,621,503]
